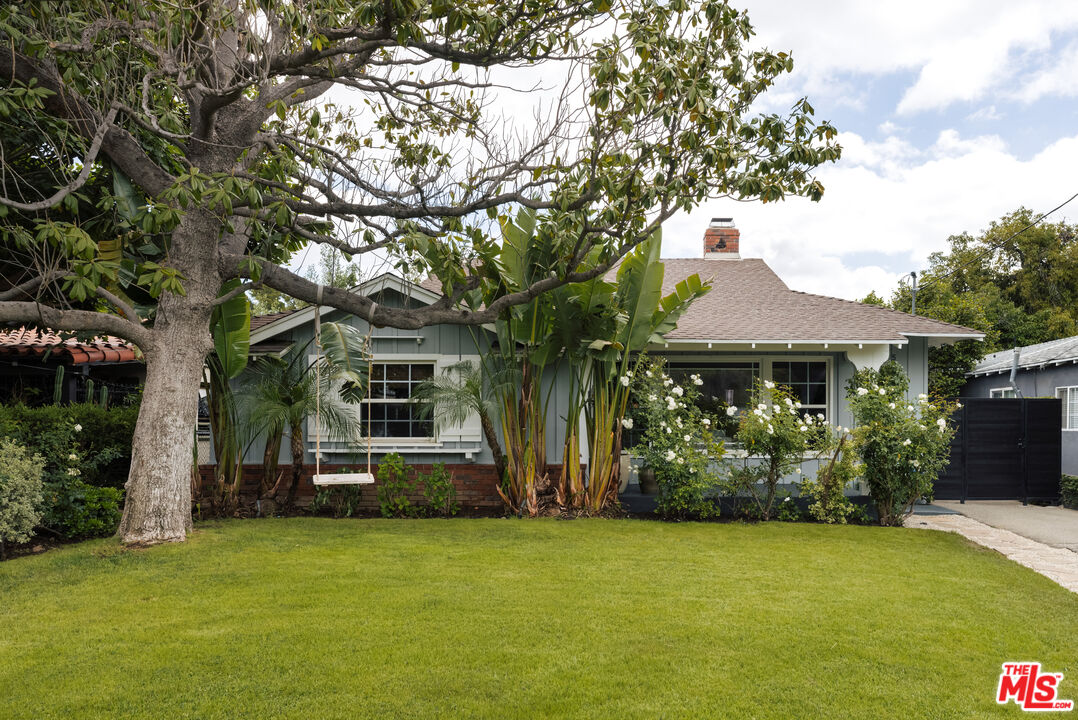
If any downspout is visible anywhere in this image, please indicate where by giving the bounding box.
[1009,347,1023,398]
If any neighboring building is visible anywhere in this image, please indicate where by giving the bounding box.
[0,327,143,406]
[238,218,983,508]
[964,336,1078,474]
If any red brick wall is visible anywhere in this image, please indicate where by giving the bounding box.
[196,462,504,514]
[703,226,739,255]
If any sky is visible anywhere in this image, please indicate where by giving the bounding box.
[658,0,1078,300]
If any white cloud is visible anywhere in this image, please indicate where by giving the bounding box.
[737,0,1078,115]
[660,130,1078,301]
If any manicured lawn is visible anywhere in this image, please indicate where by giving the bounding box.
[1,519,1076,719]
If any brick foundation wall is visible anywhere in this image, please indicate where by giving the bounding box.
[196,462,504,514]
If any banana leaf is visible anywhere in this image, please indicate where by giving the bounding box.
[210,279,251,379]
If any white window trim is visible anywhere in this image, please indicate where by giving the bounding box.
[989,386,1017,399]
[1056,385,1078,431]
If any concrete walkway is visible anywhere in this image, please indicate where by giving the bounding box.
[933,500,1078,552]
[910,514,1078,593]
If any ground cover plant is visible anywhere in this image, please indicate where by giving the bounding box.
[1,519,1075,719]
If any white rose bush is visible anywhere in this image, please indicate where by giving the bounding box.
[847,361,957,526]
[630,358,724,519]
[723,378,822,520]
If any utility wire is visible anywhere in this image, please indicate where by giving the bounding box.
[915,190,1078,294]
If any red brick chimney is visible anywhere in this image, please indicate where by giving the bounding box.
[703,217,740,259]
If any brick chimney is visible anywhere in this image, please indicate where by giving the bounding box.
[703,217,740,260]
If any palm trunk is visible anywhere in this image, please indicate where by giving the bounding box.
[261,428,283,497]
[285,421,304,507]
[478,410,507,483]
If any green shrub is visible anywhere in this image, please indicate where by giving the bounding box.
[376,453,417,518]
[799,431,859,524]
[722,378,825,520]
[630,358,724,519]
[1062,475,1078,510]
[0,403,138,489]
[420,464,458,518]
[0,439,45,558]
[41,481,123,539]
[847,361,957,526]
[774,495,804,522]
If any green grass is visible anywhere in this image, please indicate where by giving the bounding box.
[1,519,1076,719]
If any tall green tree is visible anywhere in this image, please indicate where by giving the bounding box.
[0,0,840,544]
[872,209,1078,397]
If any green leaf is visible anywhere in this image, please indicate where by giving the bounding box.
[210,279,251,379]
[320,321,370,404]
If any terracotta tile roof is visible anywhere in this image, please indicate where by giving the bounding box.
[607,258,984,343]
[0,327,139,364]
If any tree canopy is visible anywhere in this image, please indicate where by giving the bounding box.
[0,0,841,544]
[867,208,1078,397]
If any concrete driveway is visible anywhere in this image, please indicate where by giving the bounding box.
[933,500,1078,552]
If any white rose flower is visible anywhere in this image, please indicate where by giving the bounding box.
[666,396,677,410]
[764,380,775,389]
[766,424,774,434]
[878,388,886,395]
[676,457,684,465]
[936,417,946,428]
[66,467,80,476]
[663,377,673,386]
[799,425,807,432]
[773,405,781,414]
[907,405,914,412]
[725,406,737,417]
[784,397,793,406]
[856,387,868,396]
[956,402,963,408]
[817,413,825,420]
[621,418,633,430]
[912,460,921,468]
[757,403,767,411]
[73,424,82,432]
[666,427,672,434]
[795,401,801,409]
[902,438,911,446]
[620,375,630,387]
[664,450,676,461]
[672,386,684,397]
[645,370,652,378]
[67,453,78,461]
[681,434,690,442]
[888,402,896,409]
[647,394,657,402]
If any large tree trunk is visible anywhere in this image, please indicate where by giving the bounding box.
[116,210,220,545]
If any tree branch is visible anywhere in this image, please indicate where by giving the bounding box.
[0,302,153,349]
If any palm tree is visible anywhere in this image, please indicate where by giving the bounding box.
[240,344,361,507]
[411,360,507,483]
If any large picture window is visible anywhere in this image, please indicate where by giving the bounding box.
[771,360,829,420]
[363,363,434,439]
[1056,386,1078,430]
[667,362,759,416]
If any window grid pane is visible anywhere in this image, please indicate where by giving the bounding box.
[361,363,435,438]
[771,361,828,420]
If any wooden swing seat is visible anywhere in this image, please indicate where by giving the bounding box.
[313,472,375,486]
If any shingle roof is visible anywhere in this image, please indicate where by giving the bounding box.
[250,312,295,331]
[0,327,139,364]
[253,259,984,345]
[970,335,1078,376]
[611,258,983,343]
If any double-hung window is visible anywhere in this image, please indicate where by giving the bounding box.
[990,387,1017,399]
[363,363,435,439]
[1056,386,1078,430]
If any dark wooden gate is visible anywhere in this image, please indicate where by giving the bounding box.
[936,398,1061,503]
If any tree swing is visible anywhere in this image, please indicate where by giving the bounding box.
[311,286,376,485]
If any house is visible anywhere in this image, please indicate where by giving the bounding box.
[963,336,1078,474]
[0,327,144,406]
[234,218,983,509]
